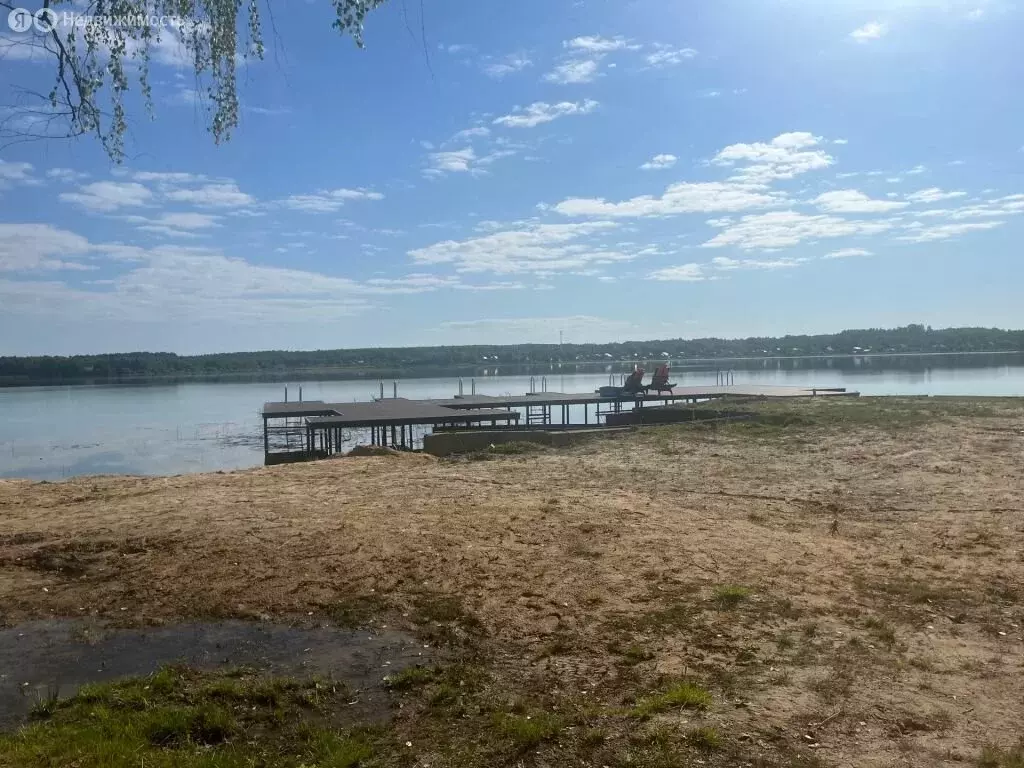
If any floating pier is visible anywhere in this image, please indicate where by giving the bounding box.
[261,383,855,464]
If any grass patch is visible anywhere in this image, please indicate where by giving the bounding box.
[864,616,897,648]
[714,585,751,610]
[1,666,372,768]
[411,592,482,630]
[979,740,1024,768]
[492,711,564,751]
[384,665,436,691]
[326,593,389,628]
[686,725,722,752]
[631,681,712,719]
[856,574,966,609]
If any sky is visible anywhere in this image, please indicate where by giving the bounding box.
[1,0,1023,355]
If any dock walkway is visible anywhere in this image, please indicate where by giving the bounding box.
[260,384,854,463]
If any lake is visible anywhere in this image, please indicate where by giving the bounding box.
[2,353,1022,481]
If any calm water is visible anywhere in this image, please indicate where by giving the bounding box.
[2,354,1022,480]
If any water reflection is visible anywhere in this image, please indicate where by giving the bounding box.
[1,353,1022,481]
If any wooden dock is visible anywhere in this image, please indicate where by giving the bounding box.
[261,384,855,464]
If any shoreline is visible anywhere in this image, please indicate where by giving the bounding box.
[0,349,1021,389]
[1,396,1021,766]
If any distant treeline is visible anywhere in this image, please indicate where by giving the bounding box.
[1,325,1021,386]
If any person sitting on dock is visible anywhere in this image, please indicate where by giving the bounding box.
[621,367,646,395]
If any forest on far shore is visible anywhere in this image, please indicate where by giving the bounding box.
[1,325,1021,385]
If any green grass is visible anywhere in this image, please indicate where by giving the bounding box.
[492,711,564,751]
[412,592,482,633]
[384,665,436,691]
[0,666,372,768]
[631,681,712,719]
[686,726,722,752]
[713,585,751,610]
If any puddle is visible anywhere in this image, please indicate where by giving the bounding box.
[0,619,432,728]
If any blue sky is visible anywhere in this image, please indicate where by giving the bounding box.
[1,0,1023,355]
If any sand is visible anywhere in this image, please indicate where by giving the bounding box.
[0,397,1021,766]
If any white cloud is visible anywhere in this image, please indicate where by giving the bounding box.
[441,43,475,54]
[165,183,255,208]
[823,248,873,259]
[167,85,201,106]
[906,165,927,175]
[554,182,782,218]
[645,44,698,67]
[493,100,599,128]
[131,171,206,184]
[813,189,909,213]
[910,195,1024,222]
[280,188,384,213]
[648,263,705,281]
[851,21,888,42]
[484,52,533,79]
[564,35,639,53]
[364,273,461,293]
[244,105,292,116]
[967,8,985,20]
[0,160,38,189]
[452,281,526,292]
[544,58,601,84]
[702,211,895,250]
[409,221,632,274]
[60,181,153,212]
[425,147,477,176]
[449,126,491,143]
[0,228,495,326]
[0,224,95,272]
[711,256,807,270]
[905,187,968,204]
[125,212,221,237]
[833,139,850,146]
[45,167,89,183]
[423,146,517,177]
[640,154,678,171]
[712,132,834,185]
[897,221,1005,243]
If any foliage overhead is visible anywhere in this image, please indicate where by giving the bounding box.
[0,0,388,160]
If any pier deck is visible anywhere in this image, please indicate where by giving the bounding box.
[260,384,855,462]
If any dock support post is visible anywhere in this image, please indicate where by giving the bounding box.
[262,417,269,457]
